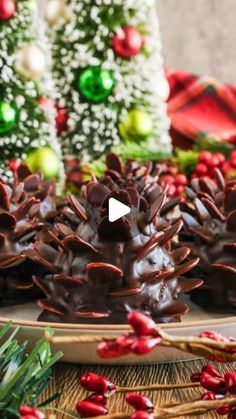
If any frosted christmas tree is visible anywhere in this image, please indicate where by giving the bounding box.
[46,0,171,161]
[0,0,61,178]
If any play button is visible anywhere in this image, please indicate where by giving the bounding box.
[108,198,131,223]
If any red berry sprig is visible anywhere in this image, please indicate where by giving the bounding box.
[19,405,45,419]
[193,151,226,179]
[161,172,187,197]
[191,365,236,397]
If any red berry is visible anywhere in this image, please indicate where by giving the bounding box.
[217,405,232,416]
[199,332,231,343]
[125,393,154,411]
[224,372,236,394]
[190,372,201,383]
[167,184,176,197]
[19,406,45,419]
[201,391,216,400]
[174,173,187,186]
[200,373,227,394]
[80,373,116,394]
[127,312,159,337]
[130,411,154,419]
[97,334,135,359]
[76,401,108,417]
[222,161,233,174]
[199,151,212,165]
[214,152,225,165]
[175,185,184,196]
[231,150,236,160]
[195,163,208,176]
[209,154,221,168]
[202,365,222,378]
[161,175,174,185]
[131,337,161,355]
[85,394,107,406]
[230,157,236,169]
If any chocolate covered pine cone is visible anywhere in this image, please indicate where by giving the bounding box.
[180,169,236,309]
[0,164,60,302]
[32,154,202,324]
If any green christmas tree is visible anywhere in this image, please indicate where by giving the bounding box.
[0,0,62,178]
[45,0,171,162]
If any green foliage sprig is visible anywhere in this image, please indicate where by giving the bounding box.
[0,322,62,418]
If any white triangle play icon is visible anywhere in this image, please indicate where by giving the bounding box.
[108,198,131,223]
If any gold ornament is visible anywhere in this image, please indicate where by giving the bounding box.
[15,44,47,80]
[45,0,69,25]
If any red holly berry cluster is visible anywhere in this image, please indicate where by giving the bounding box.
[192,150,236,181]
[191,366,236,418]
[193,151,226,179]
[19,405,45,419]
[160,172,187,197]
[97,312,162,359]
[199,331,236,361]
[77,372,114,417]
[78,372,155,419]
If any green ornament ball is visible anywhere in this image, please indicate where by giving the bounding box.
[78,66,115,103]
[0,101,17,134]
[26,147,60,179]
[119,109,153,142]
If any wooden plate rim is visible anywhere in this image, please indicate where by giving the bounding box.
[0,315,235,332]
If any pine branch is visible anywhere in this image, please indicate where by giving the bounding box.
[0,323,62,418]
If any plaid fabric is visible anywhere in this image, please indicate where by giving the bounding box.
[166,69,236,149]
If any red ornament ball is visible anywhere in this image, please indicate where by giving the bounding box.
[55,105,68,135]
[112,26,143,59]
[0,0,16,21]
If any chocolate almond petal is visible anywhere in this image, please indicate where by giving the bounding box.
[224,187,236,213]
[194,198,210,221]
[148,191,166,222]
[126,187,140,208]
[14,197,39,220]
[0,212,16,230]
[201,197,225,221]
[68,194,87,221]
[166,258,199,280]
[159,220,183,246]
[182,212,200,228]
[104,169,121,181]
[215,168,225,190]
[178,277,204,293]
[86,262,123,282]
[0,182,10,210]
[212,263,236,274]
[199,178,216,197]
[54,275,83,286]
[171,247,190,265]
[74,311,110,319]
[106,152,123,173]
[227,210,236,232]
[109,287,142,297]
[63,235,98,254]
[23,174,40,192]
[55,223,74,237]
[136,233,164,261]
[37,300,64,316]
[0,254,25,268]
[0,233,5,247]
[16,164,32,182]
[87,182,110,206]
[162,302,189,317]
